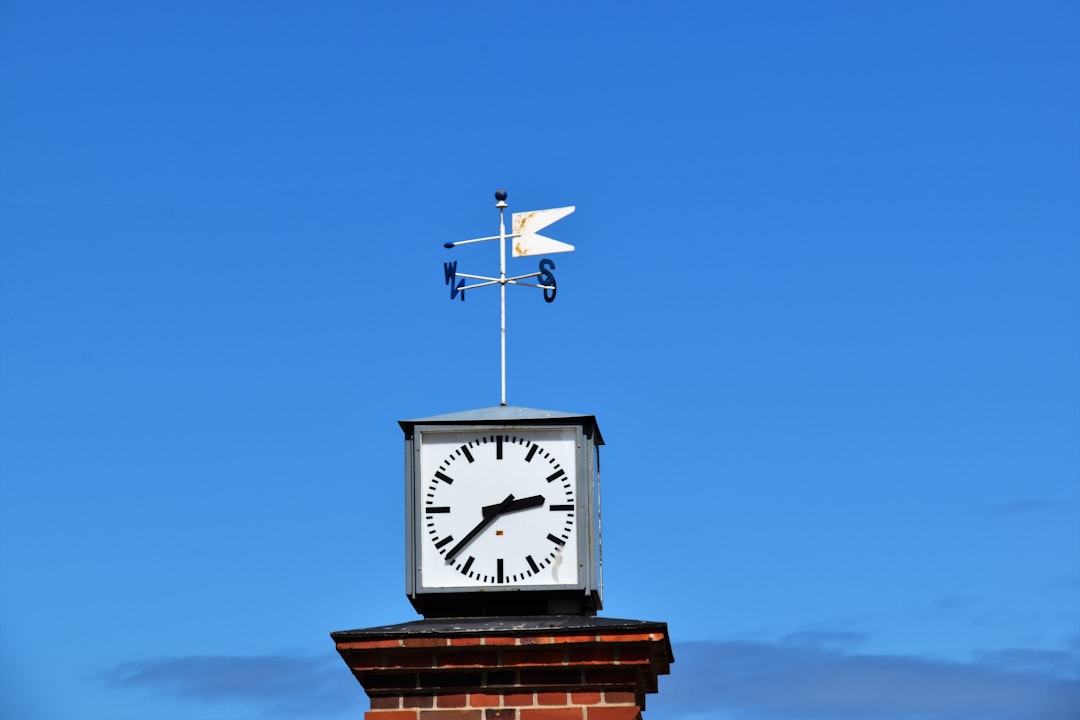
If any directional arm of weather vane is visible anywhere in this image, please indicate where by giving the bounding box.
[455,272,498,282]
[504,271,543,283]
[457,279,501,292]
[505,279,554,290]
[444,232,522,249]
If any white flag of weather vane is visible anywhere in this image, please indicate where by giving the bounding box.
[511,206,576,257]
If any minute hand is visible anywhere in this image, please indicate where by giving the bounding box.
[445,493,516,562]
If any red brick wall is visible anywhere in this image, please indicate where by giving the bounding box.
[365,689,641,720]
[336,628,670,720]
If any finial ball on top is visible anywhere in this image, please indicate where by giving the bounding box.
[494,189,508,201]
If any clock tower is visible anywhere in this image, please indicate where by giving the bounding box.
[332,191,672,719]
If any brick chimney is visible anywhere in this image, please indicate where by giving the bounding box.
[332,616,672,720]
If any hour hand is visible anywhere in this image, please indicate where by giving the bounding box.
[483,494,545,517]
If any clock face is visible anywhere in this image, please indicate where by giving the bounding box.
[416,427,580,590]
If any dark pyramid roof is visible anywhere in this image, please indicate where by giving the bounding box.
[400,405,603,445]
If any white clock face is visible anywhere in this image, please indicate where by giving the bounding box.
[416,427,580,590]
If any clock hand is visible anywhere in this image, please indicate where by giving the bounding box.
[444,494,547,563]
[482,494,545,516]
[446,494,516,561]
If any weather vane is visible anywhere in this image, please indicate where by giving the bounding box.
[442,189,576,406]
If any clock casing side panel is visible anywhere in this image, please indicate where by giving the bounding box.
[403,427,419,600]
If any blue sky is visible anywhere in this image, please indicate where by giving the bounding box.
[1,2,1077,719]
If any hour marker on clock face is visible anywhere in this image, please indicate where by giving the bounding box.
[547,533,566,546]
[549,504,574,512]
[461,445,475,463]
[546,469,565,483]
[435,535,453,549]
[461,556,475,574]
[426,506,450,514]
[435,472,454,484]
[525,444,539,462]
[496,435,503,460]
[497,559,504,584]
[526,555,540,574]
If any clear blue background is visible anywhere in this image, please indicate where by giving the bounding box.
[1,2,1077,719]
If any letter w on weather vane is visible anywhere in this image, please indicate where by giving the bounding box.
[441,189,576,406]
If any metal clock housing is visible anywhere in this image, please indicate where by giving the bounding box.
[401,406,603,618]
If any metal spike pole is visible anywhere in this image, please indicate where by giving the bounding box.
[496,192,508,406]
